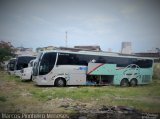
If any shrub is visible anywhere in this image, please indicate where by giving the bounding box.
[153,63,160,79]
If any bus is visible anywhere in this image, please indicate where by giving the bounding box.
[7,58,16,75]
[14,56,36,77]
[32,50,153,86]
[20,59,35,81]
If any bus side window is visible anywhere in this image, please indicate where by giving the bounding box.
[97,56,106,63]
[57,54,69,65]
[133,59,153,68]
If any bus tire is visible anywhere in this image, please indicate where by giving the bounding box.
[55,78,66,87]
[30,75,33,81]
[130,78,137,87]
[120,78,129,87]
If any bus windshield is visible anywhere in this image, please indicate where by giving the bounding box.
[15,56,36,70]
[39,52,57,75]
[32,53,42,76]
[8,59,16,71]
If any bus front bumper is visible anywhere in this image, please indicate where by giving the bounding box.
[32,76,53,86]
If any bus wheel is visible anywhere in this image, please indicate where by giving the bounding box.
[130,78,137,87]
[120,78,129,87]
[55,78,66,87]
[30,75,33,81]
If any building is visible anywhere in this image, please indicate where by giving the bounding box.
[36,46,57,52]
[134,48,160,62]
[15,47,36,56]
[121,42,132,54]
[74,45,101,51]
[36,45,102,52]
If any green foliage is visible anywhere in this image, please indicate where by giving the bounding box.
[0,96,7,102]
[0,48,12,62]
[0,71,160,113]
[0,41,15,68]
[153,63,160,79]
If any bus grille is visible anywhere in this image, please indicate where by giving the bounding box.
[142,75,151,83]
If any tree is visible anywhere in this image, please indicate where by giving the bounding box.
[0,41,15,68]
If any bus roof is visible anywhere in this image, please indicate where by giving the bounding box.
[42,50,154,60]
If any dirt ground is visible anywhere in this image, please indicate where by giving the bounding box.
[0,71,160,119]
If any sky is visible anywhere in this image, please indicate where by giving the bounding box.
[0,0,160,52]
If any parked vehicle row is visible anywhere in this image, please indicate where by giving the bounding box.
[6,50,154,87]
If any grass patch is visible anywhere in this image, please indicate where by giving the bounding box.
[0,71,160,113]
[0,96,7,102]
[28,81,160,112]
[153,63,160,79]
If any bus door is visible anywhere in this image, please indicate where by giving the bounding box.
[67,66,87,85]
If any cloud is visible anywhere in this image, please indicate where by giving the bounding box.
[121,5,138,15]
[119,1,144,20]
[14,14,52,26]
[31,16,52,25]
[67,14,118,24]
[92,15,118,23]
[64,14,118,37]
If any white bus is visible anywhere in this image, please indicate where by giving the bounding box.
[7,58,16,75]
[14,56,36,77]
[32,50,153,87]
[20,59,35,81]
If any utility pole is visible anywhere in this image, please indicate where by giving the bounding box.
[65,31,68,47]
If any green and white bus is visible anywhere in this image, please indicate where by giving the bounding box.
[32,50,153,86]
